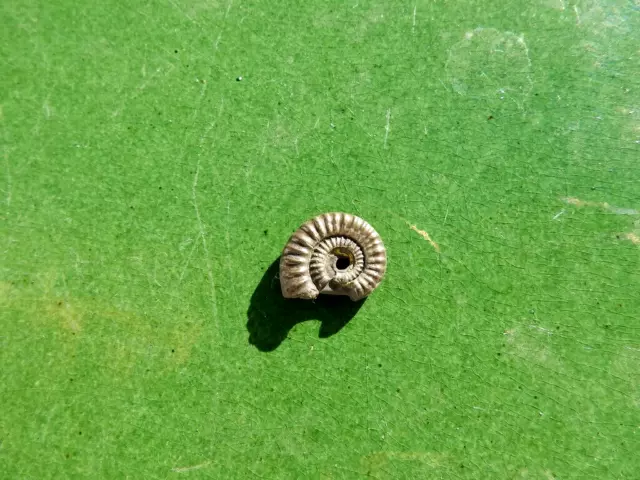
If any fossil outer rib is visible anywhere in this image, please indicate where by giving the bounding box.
[280,213,387,301]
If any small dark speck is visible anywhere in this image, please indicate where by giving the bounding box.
[263,230,268,236]
[591,186,596,190]
[69,378,74,382]
[487,115,494,120]
[616,235,621,239]
[58,301,62,306]
[78,431,82,435]
[396,388,401,393]
[174,49,178,53]
[236,76,243,81]
[378,363,382,367]
[497,353,502,356]
[159,186,162,190]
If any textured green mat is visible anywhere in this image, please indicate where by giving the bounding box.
[2,0,639,478]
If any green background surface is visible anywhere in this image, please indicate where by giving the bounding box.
[2,0,639,478]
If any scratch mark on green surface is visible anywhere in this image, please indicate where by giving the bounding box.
[151,255,164,287]
[552,0,565,11]
[178,239,198,283]
[3,150,10,206]
[168,0,232,51]
[412,6,416,33]
[167,0,197,23]
[186,82,219,324]
[504,325,553,364]
[42,97,51,118]
[408,223,440,252]
[192,157,218,322]
[438,78,450,92]
[623,232,640,245]
[561,196,639,215]
[111,63,176,117]
[529,324,554,336]
[361,450,448,475]
[383,108,391,148]
[446,28,533,111]
[171,460,210,472]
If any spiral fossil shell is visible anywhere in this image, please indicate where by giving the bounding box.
[279,213,387,301]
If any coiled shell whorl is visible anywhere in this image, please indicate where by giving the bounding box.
[279,213,387,301]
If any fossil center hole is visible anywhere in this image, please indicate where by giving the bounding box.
[335,256,351,270]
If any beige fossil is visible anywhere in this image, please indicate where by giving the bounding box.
[279,212,387,301]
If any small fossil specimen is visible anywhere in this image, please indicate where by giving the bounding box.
[280,212,387,301]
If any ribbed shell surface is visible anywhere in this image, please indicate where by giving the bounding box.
[279,213,386,301]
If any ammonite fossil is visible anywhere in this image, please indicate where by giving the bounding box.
[279,213,387,301]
